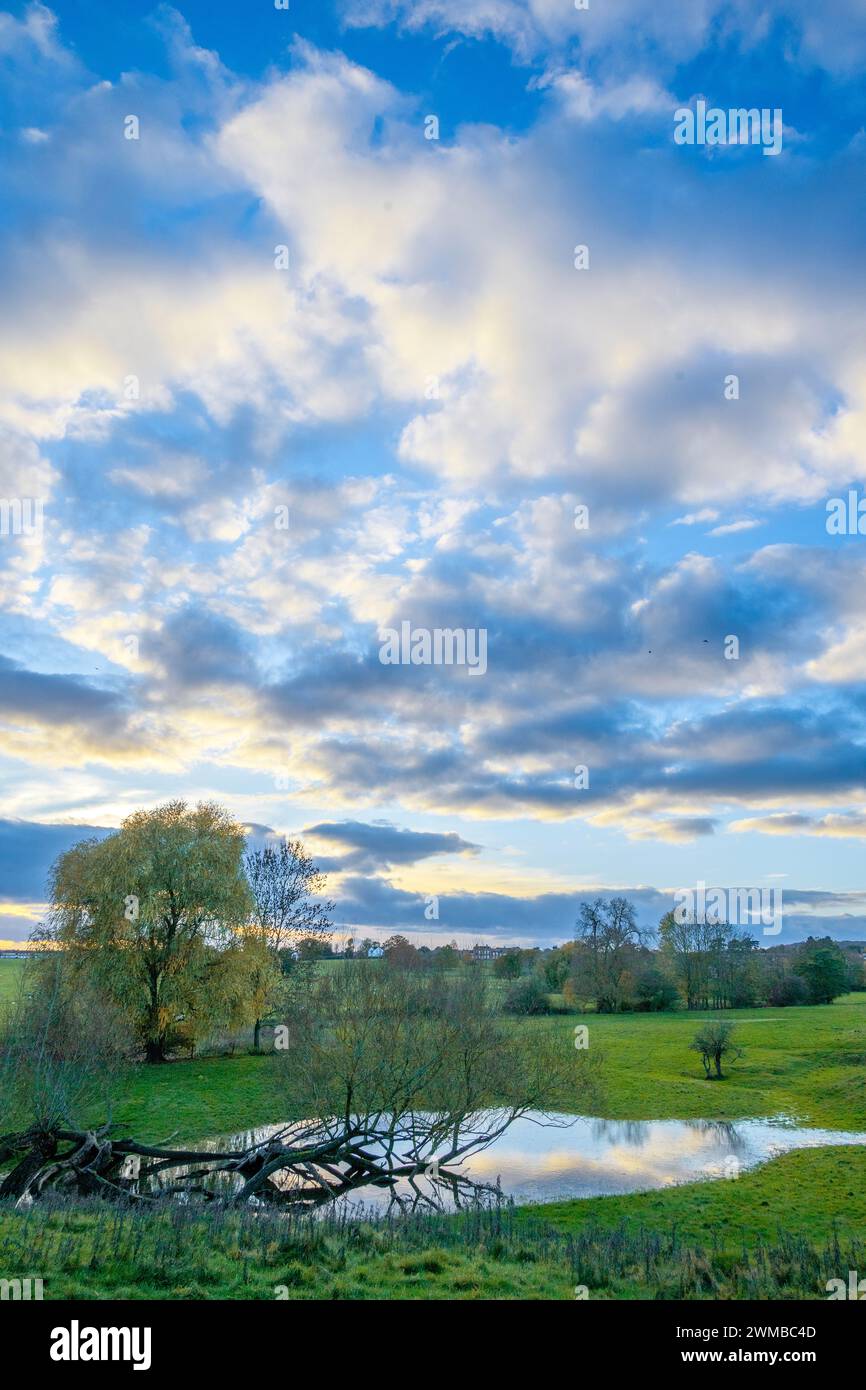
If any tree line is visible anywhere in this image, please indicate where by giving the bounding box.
[496,898,863,1015]
[27,804,864,1056]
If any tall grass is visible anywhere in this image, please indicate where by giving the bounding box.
[0,1195,859,1299]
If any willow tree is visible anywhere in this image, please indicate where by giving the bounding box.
[49,801,253,1062]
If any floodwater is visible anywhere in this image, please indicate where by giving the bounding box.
[141,1112,866,1213]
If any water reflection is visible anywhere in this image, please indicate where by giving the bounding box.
[125,1113,866,1214]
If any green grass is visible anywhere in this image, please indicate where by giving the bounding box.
[112,1054,299,1144]
[527,1144,866,1250]
[0,1202,574,1300]
[103,994,866,1145]
[0,959,24,1004]
[2,1149,864,1299]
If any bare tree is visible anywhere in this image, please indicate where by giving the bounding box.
[573,896,643,1013]
[229,961,598,1209]
[690,1021,743,1080]
[0,953,129,1200]
[244,839,334,1051]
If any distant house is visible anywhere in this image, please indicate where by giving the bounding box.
[367,946,384,959]
[472,944,497,962]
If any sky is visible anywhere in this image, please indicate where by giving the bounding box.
[1,0,866,947]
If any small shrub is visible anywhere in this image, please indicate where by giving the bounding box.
[503,974,551,1016]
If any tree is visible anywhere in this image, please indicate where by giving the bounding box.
[542,946,571,992]
[494,949,523,980]
[245,840,333,954]
[255,960,595,1206]
[794,943,849,1004]
[382,934,421,969]
[433,943,459,971]
[50,801,253,1063]
[244,839,334,1050]
[690,1020,743,1080]
[573,897,643,1012]
[659,910,703,1009]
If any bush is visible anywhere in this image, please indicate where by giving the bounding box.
[767,973,809,1007]
[634,968,679,1012]
[503,974,551,1016]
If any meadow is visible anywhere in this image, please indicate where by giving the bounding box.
[0,958,24,1005]
[2,960,864,1299]
[95,990,866,1144]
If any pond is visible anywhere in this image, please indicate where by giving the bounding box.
[132,1113,866,1213]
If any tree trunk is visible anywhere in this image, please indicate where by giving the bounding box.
[145,1039,166,1064]
[0,1135,57,1198]
[253,1017,262,1053]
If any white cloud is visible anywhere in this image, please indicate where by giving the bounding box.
[671,509,720,526]
[342,0,866,74]
[708,518,762,536]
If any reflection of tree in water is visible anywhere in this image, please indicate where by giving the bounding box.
[685,1118,747,1154]
[119,1114,527,1215]
[589,1118,655,1148]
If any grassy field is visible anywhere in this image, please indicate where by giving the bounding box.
[96,992,866,1144]
[2,968,864,1298]
[527,994,866,1131]
[0,958,24,1004]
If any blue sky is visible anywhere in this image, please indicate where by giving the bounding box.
[2,0,866,946]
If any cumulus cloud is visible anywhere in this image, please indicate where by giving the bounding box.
[0,6,864,934]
